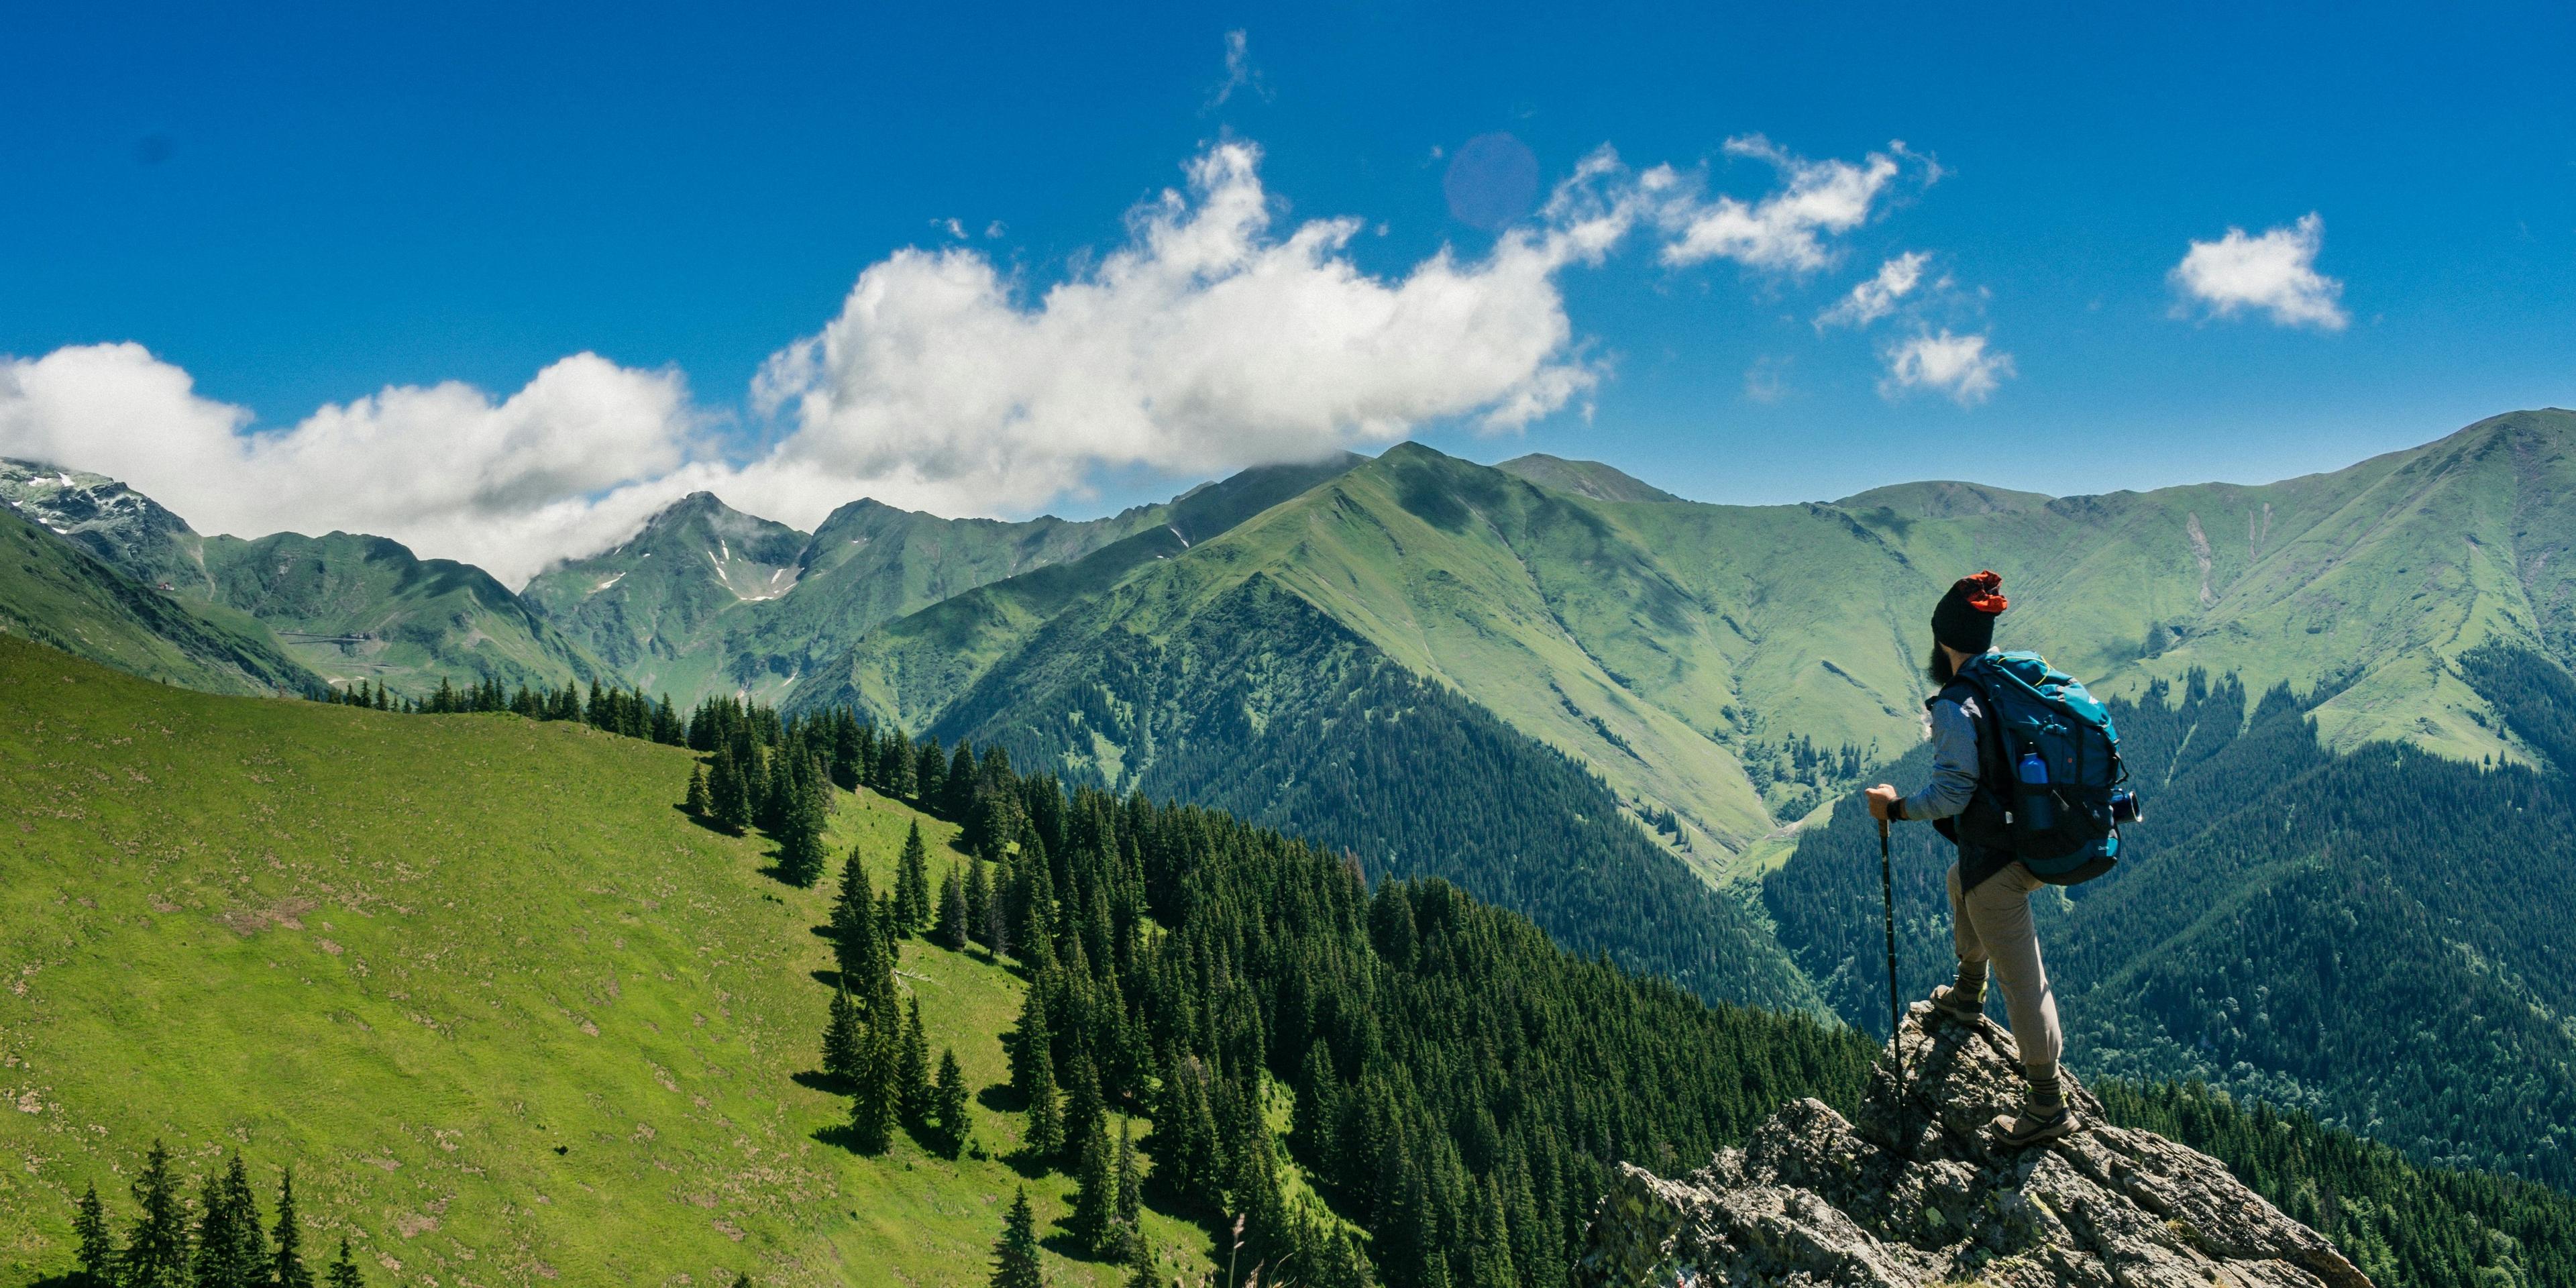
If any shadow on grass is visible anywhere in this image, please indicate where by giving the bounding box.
[792,1069,849,1096]
[1039,1230,1116,1265]
[810,1122,874,1156]
[808,968,846,989]
[674,804,738,837]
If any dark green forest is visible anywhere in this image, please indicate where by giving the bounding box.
[2099,1080,2575,1288]
[686,684,2576,1288]
[1765,651,2576,1191]
[930,575,1816,1014]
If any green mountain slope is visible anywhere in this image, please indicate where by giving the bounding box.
[0,497,321,698]
[523,458,1362,710]
[1840,409,2576,763]
[0,635,1209,1287]
[1493,452,1682,502]
[823,410,2576,873]
[806,441,1951,865]
[1,460,608,698]
[193,531,608,694]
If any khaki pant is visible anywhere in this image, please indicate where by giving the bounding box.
[1946,859,2063,1073]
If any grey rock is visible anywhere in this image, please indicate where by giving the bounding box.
[1574,1003,2373,1288]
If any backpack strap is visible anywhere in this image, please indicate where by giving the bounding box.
[1934,669,2017,839]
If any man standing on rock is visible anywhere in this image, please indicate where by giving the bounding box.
[1864,571,2075,1146]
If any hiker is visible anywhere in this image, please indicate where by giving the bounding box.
[1864,570,2075,1146]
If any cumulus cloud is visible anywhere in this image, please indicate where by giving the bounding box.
[1816,251,1931,329]
[1,136,1954,585]
[1878,330,2012,405]
[1657,136,1920,272]
[1,141,1667,583]
[748,140,1644,523]
[2169,213,2347,329]
[0,343,702,585]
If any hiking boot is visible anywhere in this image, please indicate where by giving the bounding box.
[1927,981,1985,1022]
[1991,1102,2077,1147]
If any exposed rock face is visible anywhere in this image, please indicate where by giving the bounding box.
[1576,1004,2373,1288]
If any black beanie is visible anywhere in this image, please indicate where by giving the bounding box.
[1931,570,2008,653]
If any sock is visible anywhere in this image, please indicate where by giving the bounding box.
[1952,959,1987,998]
[2025,1064,2065,1113]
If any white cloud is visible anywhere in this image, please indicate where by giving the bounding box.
[0,343,703,586]
[1879,330,2013,405]
[2169,213,2347,329]
[0,138,1974,586]
[1658,136,1917,272]
[1816,251,1931,329]
[749,141,1644,523]
[1,141,1668,584]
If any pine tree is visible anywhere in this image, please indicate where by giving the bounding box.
[914,737,946,808]
[1022,1050,1063,1161]
[1123,1236,1157,1288]
[192,1154,267,1288]
[1462,1175,1517,1288]
[831,854,891,1002]
[849,1026,899,1155]
[684,764,712,817]
[989,1187,1043,1288]
[894,822,932,934]
[708,745,750,833]
[965,858,996,953]
[122,1139,189,1288]
[897,996,931,1124]
[883,728,916,798]
[777,756,829,887]
[946,743,977,820]
[72,1179,115,1287]
[274,1166,315,1288]
[224,1152,270,1288]
[1061,1049,1105,1169]
[1112,1119,1142,1262]
[821,985,863,1084]
[935,864,969,950]
[1069,1118,1116,1254]
[325,1238,364,1288]
[932,1047,971,1159]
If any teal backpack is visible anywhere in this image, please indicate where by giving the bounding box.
[1942,651,2129,883]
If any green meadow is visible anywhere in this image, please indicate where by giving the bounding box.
[0,635,1210,1287]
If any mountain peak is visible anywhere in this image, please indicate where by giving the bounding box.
[1832,479,2054,520]
[1576,1006,2374,1288]
[1496,453,1682,503]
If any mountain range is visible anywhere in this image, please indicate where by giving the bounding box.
[11,410,2576,1191]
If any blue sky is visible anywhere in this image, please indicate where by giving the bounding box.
[5,1,2572,578]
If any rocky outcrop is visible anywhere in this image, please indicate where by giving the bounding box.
[1576,1004,2373,1288]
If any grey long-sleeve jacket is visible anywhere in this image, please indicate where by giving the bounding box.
[1893,691,1985,822]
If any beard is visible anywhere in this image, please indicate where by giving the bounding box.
[1927,643,1955,686]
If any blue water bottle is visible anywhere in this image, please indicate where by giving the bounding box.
[2017,751,2054,830]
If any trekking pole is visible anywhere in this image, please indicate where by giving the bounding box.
[1878,815,1902,1089]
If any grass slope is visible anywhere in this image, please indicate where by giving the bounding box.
[0,501,320,700]
[0,637,1209,1287]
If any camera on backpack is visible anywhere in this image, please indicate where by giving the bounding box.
[2108,788,2143,824]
